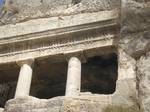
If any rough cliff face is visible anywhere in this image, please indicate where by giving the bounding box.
[0,0,150,112]
[0,0,120,24]
[120,0,150,112]
[137,52,150,112]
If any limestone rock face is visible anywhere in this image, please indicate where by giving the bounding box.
[4,96,63,112]
[120,1,150,111]
[111,48,139,112]
[120,0,150,59]
[0,0,120,25]
[4,96,140,112]
[137,52,150,112]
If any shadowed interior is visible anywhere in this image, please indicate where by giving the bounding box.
[0,53,118,107]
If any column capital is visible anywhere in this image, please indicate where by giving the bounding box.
[68,57,81,66]
[16,58,34,67]
[64,51,87,63]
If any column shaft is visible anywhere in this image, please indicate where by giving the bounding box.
[65,57,81,96]
[15,63,33,98]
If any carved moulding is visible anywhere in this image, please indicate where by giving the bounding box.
[0,9,119,64]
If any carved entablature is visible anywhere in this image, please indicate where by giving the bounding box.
[0,9,119,64]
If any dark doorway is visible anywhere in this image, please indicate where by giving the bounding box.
[31,60,68,99]
[0,63,19,108]
[81,53,118,94]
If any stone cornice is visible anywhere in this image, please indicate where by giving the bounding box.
[0,10,119,64]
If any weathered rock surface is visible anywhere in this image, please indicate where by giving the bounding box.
[120,1,150,112]
[4,96,63,112]
[0,0,120,25]
[137,52,150,112]
[111,48,139,112]
[120,0,150,59]
[4,95,139,112]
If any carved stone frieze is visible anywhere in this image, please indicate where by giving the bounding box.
[0,10,119,64]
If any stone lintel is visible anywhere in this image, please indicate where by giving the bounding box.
[0,36,116,64]
[0,9,118,41]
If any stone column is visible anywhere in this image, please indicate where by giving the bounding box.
[65,57,81,96]
[0,108,4,112]
[15,59,34,98]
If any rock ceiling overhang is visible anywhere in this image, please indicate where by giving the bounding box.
[0,9,119,64]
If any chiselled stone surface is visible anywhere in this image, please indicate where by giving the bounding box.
[137,52,150,112]
[0,108,4,112]
[0,0,149,112]
[15,59,34,98]
[65,57,81,96]
[0,9,119,64]
[0,10,118,40]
